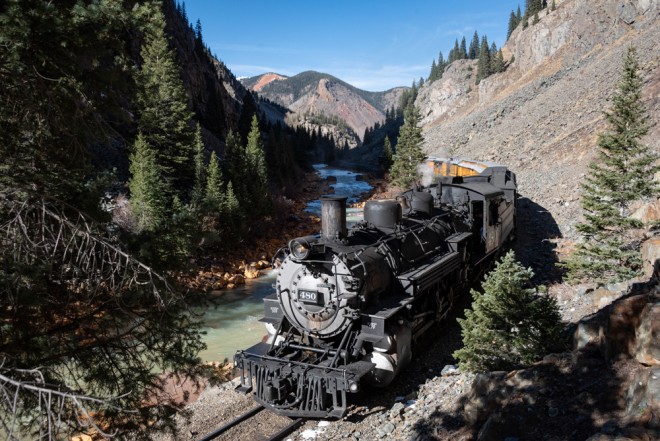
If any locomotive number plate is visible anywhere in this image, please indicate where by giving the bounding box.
[298,289,322,305]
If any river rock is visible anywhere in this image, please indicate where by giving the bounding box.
[244,263,260,279]
[227,274,245,286]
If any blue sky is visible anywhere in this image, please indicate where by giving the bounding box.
[184,1,522,92]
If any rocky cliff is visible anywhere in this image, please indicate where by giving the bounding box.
[417,0,659,240]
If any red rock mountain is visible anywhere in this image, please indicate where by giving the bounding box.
[242,71,405,147]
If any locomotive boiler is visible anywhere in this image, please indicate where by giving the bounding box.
[234,160,517,418]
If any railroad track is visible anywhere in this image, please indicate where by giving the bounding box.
[197,405,305,441]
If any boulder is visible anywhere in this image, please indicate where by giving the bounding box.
[634,302,660,366]
[606,294,648,359]
[632,199,660,224]
[625,367,660,419]
[573,293,648,359]
[463,372,507,425]
[574,313,608,355]
[589,287,620,309]
[640,237,660,280]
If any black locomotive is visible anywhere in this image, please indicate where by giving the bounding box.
[234,160,517,418]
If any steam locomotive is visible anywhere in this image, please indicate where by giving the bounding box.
[234,159,517,418]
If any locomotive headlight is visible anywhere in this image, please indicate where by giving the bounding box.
[290,239,310,260]
[289,236,313,260]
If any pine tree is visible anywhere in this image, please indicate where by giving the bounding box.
[390,103,426,188]
[195,19,202,41]
[476,36,491,84]
[192,123,206,206]
[460,36,468,59]
[0,0,134,203]
[489,43,503,73]
[128,133,167,232]
[494,49,506,73]
[136,6,195,197]
[383,135,394,170]
[533,11,540,25]
[551,0,556,11]
[223,129,247,200]
[223,180,243,241]
[469,31,480,59]
[525,0,543,17]
[454,251,563,372]
[429,59,438,82]
[564,47,659,283]
[205,151,224,211]
[246,115,271,216]
[507,11,518,40]
[437,51,445,77]
[517,5,523,22]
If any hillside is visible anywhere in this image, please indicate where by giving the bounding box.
[417,0,659,242]
[163,0,247,150]
[243,71,405,142]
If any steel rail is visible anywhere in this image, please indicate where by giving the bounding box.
[197,405,264,441]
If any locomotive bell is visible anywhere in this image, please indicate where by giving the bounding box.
[320,196,347,241]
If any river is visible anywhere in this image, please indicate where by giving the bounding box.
[197,165,372,363]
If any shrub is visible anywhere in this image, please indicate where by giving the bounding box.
[454,251,564,372]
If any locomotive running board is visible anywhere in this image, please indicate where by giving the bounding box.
[397,251,461,296]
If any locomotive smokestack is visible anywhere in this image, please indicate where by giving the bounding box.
[320,196,347,241]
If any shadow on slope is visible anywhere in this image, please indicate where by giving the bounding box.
[515,194,563,285]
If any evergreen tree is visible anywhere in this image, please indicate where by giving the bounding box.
[0,3,208,436]
[195,18,202,41]
[204,151,223,211]
[192,123,206,206]
[383,135,394,170]
[454,252,563,372]
[476,35,491,84]
[517,5,523,22]
[223,181,243,241]
[493,49,506,73]
[525,0,543,17]
[489,43,504,73]
[551,0,556,11]
[128,133,167,232]
[429,59,438,82]
[564,47,659,283]
[136,6,195,197]
[507,11,518,40]
[246,115,271,216]
[0,0,134,203]
[390,103,426,188]
[533,11,540,25]
[460,36,468,59]
[437,51,446,77]
[223,129,247,200]
[468,31,479,59]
